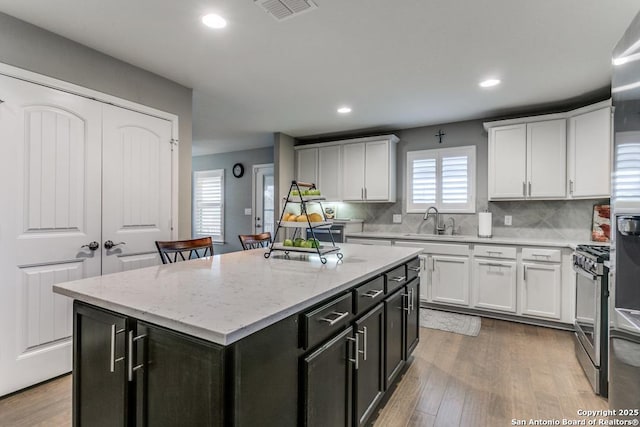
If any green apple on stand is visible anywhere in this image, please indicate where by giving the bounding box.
[283,239,294,247]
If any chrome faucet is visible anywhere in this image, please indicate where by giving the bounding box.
[446,217,456,235]
[423,206,445,234]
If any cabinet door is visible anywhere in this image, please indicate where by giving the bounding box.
[303,327,354,427]
[384,289,405,388]
[354,304,384,427]
[430,255,470,306]
[526,119,566,199]
[318,145,341,201]
[488,124,527,199]
[74,302,129,427]
[296,148,318,185]
[473,259,517,313]
[342,143,366,201]
[134,321,225,427]
[405,279,420,358]
[364,140,390,201]
[568,108,611,198]
[521,262,562,319]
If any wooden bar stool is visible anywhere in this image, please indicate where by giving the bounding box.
[238,232,272,250]
[155,237,214,264]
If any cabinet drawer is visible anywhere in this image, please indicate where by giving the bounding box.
[522,247,561,263]
[302,293,353,350]
[474,245,516,259]
[353,275,385,315]
[406,257,421,282]
[385,265,407,294]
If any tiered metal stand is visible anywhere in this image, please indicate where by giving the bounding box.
[264,180,343,264]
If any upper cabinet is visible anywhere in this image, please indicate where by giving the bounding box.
[295,145,342,201]
[567,107,612,198]
[485,100,611,201]
[295,135,398,203]
[488,119,566,200]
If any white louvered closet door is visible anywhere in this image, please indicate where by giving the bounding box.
[0,74,102,396]
[101,104,173,274]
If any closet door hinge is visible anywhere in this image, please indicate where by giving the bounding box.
[170,138,178,151]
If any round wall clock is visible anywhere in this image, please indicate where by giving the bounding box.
[232,163,244,178]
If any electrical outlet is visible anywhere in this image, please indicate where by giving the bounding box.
[244,208,252,215]
[504,215,512,226]
[392,214,402,224]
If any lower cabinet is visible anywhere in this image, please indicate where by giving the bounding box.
[302,327,354,427]
[353,304,385,427]
[472,259,517,313]
[74,303,129,427]
[74,302,225,427]
[521,261,562,319]
[405,279,420,357]
[430,255,470,306]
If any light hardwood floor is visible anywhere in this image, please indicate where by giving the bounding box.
[0,318,606,427]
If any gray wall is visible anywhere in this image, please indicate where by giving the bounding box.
[193,147,274,254]
[321,119,607,242]
[0,12,194,238]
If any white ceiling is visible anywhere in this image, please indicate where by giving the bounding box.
[1,0,638,156]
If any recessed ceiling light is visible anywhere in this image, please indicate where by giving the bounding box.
[479,78,501,88]
[202,14,227,29]
[337,107,352,114]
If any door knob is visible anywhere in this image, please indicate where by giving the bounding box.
[104,240,126,250]
[81,241,100,251]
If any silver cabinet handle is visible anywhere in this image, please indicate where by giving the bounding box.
[522,182,526,197]
[486,250,502,255]
[358,327,367,361]
[363,289,383,299]
[104,240,126,250]
[408,266,421,272]
[479,262,508,268]
[319,311,349,325]
[523,265,527,283]
[528,182,532,196]
[402,293,410,312]
[347,335,359,370]
[569,179,574,194]
[109,324,125,373]
[127,331,147,382]
[364,188,367,200]
[409,288,414,312]
[390,276,406,282]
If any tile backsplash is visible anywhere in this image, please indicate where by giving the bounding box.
[339,199,609,242]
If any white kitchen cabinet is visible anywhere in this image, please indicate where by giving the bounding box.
[488,119,566,200]
[567,107,612,198]
[342,136,398,202]
[296,147,318,186]
[295,146,342,201]
[429,255,470,306]
[521,261,562,319]
[472,259,517,313]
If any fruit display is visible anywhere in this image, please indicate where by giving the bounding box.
[283,238,320,248]
[264,181,342,264]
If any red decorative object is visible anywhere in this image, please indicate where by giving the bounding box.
[591,204,611,242]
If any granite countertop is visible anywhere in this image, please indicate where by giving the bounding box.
[345,231,610,249]
[53,243,422,346]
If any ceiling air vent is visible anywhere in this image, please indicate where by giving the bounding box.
[256,0,318,21]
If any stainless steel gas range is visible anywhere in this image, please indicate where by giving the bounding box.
[573,244,610,396]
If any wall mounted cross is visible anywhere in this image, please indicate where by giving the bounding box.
[435,129,446,144]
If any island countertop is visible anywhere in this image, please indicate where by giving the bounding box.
[53,243,422,346]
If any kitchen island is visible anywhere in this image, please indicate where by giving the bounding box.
[54,243,423,427]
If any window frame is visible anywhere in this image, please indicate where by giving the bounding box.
[406,145,476,214]
[192,169,225,242]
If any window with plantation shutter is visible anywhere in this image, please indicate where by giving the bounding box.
[406,146,476,213]
[613,132,640,204]
[193,169,224,242]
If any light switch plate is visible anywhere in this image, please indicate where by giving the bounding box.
[504,215,512,226]
[244,208,252,215]
[393,214,402,224]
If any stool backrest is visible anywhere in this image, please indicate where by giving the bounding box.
[155,237,214,264]
[238,232,272,250]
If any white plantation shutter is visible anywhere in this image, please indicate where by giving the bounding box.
[614,138,640,203]
[406,146,475,213]
[193,169,224,241]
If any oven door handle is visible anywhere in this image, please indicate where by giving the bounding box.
[573,266,598,281]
